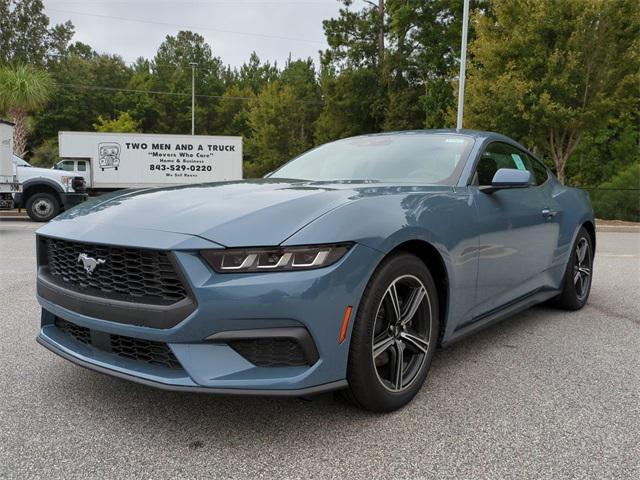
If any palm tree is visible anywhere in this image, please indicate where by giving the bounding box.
[0,64,53,157]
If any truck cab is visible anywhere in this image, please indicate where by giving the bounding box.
[53,158,91,187]
[13,155,87,222]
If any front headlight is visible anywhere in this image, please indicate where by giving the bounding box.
[61,176,72,191]
[201,243,353,273]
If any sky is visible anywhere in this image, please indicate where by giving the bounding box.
[43,0,357,69]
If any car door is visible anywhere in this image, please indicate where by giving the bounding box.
[75,160,91,186]
[470,142,560,317]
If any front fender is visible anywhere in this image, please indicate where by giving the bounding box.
[285,190,480,332]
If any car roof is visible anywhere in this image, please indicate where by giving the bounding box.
[356,128,510,141]
[351,129,533,157]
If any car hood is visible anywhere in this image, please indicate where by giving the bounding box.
[16,164,72,181]
[48,179,451,247]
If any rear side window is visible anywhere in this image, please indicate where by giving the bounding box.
[473,142,545,186]
[527,154,549,185]
[77,162,87,172]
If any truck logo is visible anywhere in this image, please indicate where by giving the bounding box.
[98,142,121,171]
[77,253,106,275]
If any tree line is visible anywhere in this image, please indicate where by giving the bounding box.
[0,0,638,219]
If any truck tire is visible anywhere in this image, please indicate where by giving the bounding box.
[26,192,60,222]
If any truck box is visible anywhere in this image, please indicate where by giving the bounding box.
[58,132,243,190]
[1,120,21,209]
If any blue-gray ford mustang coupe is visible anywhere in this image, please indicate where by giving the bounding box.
[36,130,595,412]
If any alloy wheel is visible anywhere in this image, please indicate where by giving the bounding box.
[371,274,432,392]
[573,237,592,300]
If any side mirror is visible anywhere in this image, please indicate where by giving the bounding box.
[480,168,532,194]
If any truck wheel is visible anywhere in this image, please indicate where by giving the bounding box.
[26,193,60,222]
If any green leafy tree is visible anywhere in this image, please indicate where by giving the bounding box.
[93,111,141,133]
[315,68,386,143]
[281,57,322,148]
[568,112,639,187]
[245,82,308,177]
[0,0,74,65]
[315,1,387,142]
[317,0,488,138]
[0,63,53,156]
[29,136,58,167]
[31,45,132,148]
[464,0,639,184]
[590,163,640,222]
[385,0,490,129]
[234,52,279,94]
[150,31,224,134]
[212,84,254,138]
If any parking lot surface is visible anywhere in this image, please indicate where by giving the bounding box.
[0,220,638,479]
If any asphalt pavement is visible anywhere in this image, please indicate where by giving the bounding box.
[0,219,638,479]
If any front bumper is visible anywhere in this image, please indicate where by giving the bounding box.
[37,236,382,394]
[60,192,88,210]
[36,334,347,396]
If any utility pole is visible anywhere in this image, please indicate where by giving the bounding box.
[190,62,197,135]
[456,0,470,130]
[378,0,385,55]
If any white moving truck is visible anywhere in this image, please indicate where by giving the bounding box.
[57,132,243,192]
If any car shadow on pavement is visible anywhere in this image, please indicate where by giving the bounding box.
[43,303,566,449]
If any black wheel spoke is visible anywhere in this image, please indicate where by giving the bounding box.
[573,238,591,300]
[400,286,427,326]
[390,342,404,390]
[373,334,394,359]
[386,283,402,323]
[400,330,429,354]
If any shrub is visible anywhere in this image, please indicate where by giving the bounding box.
[590,163,640,222]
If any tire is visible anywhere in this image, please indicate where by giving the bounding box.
[343,252,440,412]
[25,192,60,222]
[552,227,594,310]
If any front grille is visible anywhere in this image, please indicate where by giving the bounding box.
[72,177,86,192]
[42,237,188,305]
[55,318,181,369]
[229,338,308,367]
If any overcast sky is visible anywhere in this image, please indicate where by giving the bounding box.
[43,0,358,69]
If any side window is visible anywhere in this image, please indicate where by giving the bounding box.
[473,143,540,186]
[527,154,548,185]
[77,161,87,172]
[59,160,75,171]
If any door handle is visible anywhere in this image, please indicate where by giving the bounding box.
[541,208,557,218]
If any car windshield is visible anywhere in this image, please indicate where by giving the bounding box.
[13,155,31,167]
[271,134,474,184]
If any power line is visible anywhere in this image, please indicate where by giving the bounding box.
[51,54,322,80]
[46,8,326,44]
[54,82,325,105]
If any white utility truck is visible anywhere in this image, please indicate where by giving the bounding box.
[0,120,21,210]
[56,132,243,192]
[3,120,86,222]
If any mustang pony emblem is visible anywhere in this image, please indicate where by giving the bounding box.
[77,253,106,275]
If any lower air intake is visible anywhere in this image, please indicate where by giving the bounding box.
[229,338,309,367]
[55,318,181,370]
